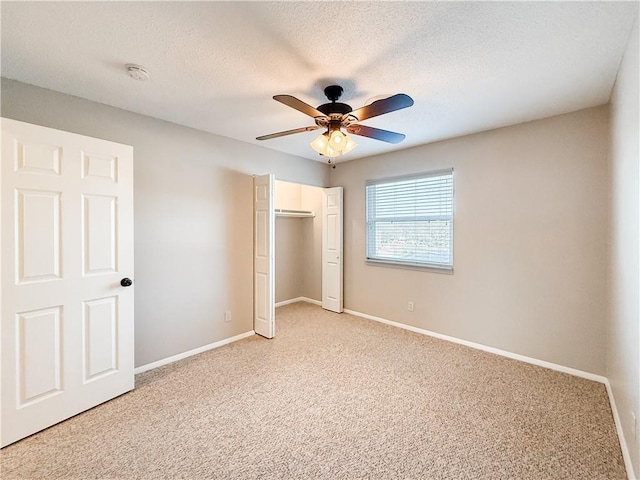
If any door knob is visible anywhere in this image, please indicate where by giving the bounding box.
[120,278,133,287]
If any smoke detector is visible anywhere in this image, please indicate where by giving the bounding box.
[125,64,149,81]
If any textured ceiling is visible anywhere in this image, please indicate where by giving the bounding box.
[1,1,637,163]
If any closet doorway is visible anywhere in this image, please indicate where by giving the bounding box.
[253,174,342,339]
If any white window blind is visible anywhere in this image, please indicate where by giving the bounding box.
[366,169,454,269]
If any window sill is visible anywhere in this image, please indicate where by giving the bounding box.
[366,258,453,274]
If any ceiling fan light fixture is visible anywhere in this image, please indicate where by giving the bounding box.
[324,144,339,158]
[342,136,358,154]
[311,129,357,158]
[328,129,346,150]
[310,132,330,155]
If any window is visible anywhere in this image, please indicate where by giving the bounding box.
[366,169,454,270]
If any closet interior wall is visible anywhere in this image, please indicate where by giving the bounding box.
[275,180,323,304]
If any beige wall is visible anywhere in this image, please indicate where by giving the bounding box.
[275,216,304,303]
[275,179,302,211]
[330,106,610,375]
[300,184,323,301]
[1,78,329,367]
[608,18,639,476]
[275,179,305,303]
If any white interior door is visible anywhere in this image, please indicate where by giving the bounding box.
[253,174,275,338]
[1,118,134,447]
[322,187,343,313]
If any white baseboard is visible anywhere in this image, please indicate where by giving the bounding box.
[275,297,305,307]
[604,379,636,480]
[276,296,321,307]
[134,330,255,374]
[343,308,606,384]
[300,296,322,306]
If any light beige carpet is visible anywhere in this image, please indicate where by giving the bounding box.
[0,302,626,479]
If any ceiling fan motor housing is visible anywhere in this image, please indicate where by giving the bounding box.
[317,102,352,115]
[317,85,353,116]
[324,85,343,101]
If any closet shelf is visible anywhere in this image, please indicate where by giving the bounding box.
[275,208,315,218]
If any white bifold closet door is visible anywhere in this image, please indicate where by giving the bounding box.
[253,174,275,338]
[322,187,343,313]
[1,118,134,447]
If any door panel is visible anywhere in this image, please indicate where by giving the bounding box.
[81,152,117,182]
[82,194,117,275]
[83,296,118,382]
[1,118,134,447]
[16,190,62,283]
[322,187,343,313]
[253,174,274,338]
[17,306,63,405]
[14,140,62,176]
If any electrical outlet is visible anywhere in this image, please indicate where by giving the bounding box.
[224,311,231,322]
[408,301,414,312]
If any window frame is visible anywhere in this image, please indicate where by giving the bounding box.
[365,168,454,273]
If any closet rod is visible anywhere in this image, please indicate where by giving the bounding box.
[275,208,315,218]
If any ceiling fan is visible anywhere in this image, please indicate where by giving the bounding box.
[256,85,414,161]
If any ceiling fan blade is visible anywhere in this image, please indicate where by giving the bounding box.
[350,94,414,122]
[273,95,325,118]
[256,125,321,141]
[347,124,406,144]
